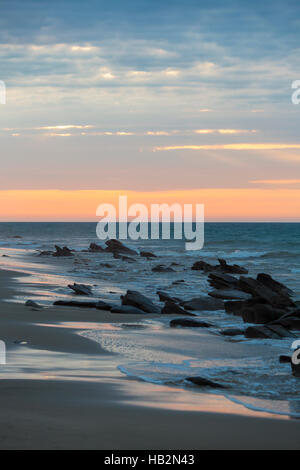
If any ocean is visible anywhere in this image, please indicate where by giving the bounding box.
[0,222,299,418]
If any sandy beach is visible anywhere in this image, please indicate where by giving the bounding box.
[0,268,298,450]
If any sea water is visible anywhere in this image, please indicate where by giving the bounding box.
[0,222,299,417]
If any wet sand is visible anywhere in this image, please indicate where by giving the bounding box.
[0,269,299,450]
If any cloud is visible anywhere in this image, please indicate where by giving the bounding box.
[250,179,300,185]
[155,144,300,151]
[37,125,95,130]
[194,129,256,135]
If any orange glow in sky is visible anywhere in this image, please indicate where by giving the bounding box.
[0,189,299,221]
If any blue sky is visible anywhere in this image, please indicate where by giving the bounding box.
[0,0,300,192]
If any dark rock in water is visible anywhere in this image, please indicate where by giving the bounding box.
[100,263,114,269]
[170,318,212,328]
[162,301,196,316]
[220,328,244,337]
[245,325,294,340]
[68,283,93,296]
[110,306,146,315]
[279,355,292,364]
[121,290,161,314]
[105,239,137,256]
[53,245,73,257]
[291,349,300,377]
[38,250,53,256]
[186,376,226,389]
[140,251,157,258]
[290,309,300,318]
[257,273,294,297]
[25,300,42,309]
[88,243,104,253]
[54,300,98,308]
[242,304,285,324]
[192,261,214,272]
[209,289,251,301]
[267,324,296,338]
[157,291,181,303]
[238,276,294,308]
[218,258,248,274]
[172,280,185,285]
[113,253,136,263]
[152,264,175,273]
[275,316,300,330]
[245,325,280,339]
[192,259,247,275]
[238,276,261,295]
[95,300,112,311]
[182,296,224,312]
[208,273,239,290]
[224,300,248,315]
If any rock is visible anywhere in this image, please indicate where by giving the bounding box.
[113,253,136,263]
[161,301,196,316]
[242,304,286,324]
[53,245,73,257]
[68,283,93,296]
[25,300,41,309]
[245,325,294,340]
[140,251,157,258]
[257,273,294,297]
[38,250,53,256]
[209,289,251,301]
[157,291,181,303]
[238,276,294,308]
[186,376,226,389]
[208,273,239,290]
[88,243,104,253]
[191,259,247,275]
[95,300,112,311]
[121,290,161,314]
[279,355,291,364]
[192,261,214,272]
[220,328,244,337]
[290,309,300,318]
[54,300,98,308]
[182,296,224,312]
[266,324,296,338]
[245,325,280,339]
[217,258,248,274]
[224,300,249,315]
[110,306,147,315]
[172,280,185,285]
[170,318,212,328]
[152,264,175,273]
[275,316,300,330]
[105,239,137,256]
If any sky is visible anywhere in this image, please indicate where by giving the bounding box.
[0,0,300,221]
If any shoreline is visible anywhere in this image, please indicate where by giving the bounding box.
[0,268,299,449]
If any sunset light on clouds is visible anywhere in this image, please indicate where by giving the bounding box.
[0,0,300,220]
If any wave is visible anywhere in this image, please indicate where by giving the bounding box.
[259,251,299,259]
[118,360,300,419]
